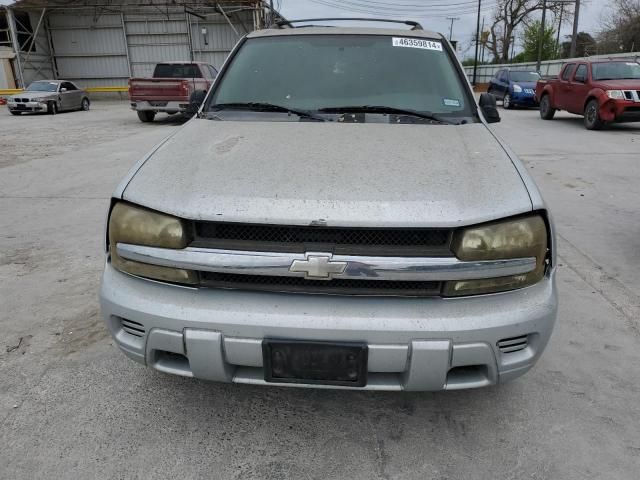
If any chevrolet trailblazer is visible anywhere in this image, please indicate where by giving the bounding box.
[100,20,558,391]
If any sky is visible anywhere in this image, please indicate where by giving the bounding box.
[276,0,605,58]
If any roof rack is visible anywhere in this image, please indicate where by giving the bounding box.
[276,18,423,31]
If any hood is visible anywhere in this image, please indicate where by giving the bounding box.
[595,79,640,90]
[122,120,533,228]
[10,91,57,100]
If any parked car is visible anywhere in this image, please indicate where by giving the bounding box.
[6,80,90,115]
[101,22,557,392]
[536,59,640,129]
[488,69,541,109]
[128,62,217,122]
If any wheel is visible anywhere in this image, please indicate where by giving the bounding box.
[137,111,156,123]
[48,101,58,115]
[584,99,605,130]
[81,97,90,111]
[539,94,556,120]
[10,110,21,116]
[503,93,513,109]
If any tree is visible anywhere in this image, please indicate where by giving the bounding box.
[485,0,570,63]
[561,32,597,58]
[597,0,640,54]
[519,20,557,62]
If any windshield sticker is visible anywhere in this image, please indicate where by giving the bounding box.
[443,98,461,107]
[392,37,443,51]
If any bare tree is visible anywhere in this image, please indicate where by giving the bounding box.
[597,0,640,53]
[485,0,571,63]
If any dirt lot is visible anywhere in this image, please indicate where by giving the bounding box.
[1,103,639,479]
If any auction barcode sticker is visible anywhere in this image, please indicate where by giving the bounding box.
[392,37,443,51]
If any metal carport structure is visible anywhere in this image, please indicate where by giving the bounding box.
[0,0,281,91]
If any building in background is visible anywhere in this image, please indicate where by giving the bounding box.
[0,0,281,90]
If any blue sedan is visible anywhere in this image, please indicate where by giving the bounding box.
[488,69,541,109]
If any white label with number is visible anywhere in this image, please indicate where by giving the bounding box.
[392,37,443,51]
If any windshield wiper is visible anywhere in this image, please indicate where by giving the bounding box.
[318,105,459,124]
[210,102,326,121]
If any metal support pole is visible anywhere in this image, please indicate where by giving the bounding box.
[23,8,46,74]
[6,8,24,88]
[120,13,132,77]
[536,0,547,71]
[216,3,239,37]
[185,11,194,62]
[45,15,58,78]
[569,0,580,57]
[472,0,481,86]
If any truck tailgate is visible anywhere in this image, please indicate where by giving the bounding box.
[128,78,190,101]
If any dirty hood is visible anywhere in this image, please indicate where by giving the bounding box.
[10,91,57,100]
[122,120,533,228]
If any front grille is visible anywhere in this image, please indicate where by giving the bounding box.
[497,335,528,354]
[121,318,145,337]
[194,222,451,256]
[201,272,441,297]
[624,91,634,100]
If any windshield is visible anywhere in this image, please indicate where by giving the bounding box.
[26,81,58,92]
[208,35,474,119]
[592,62,640,80]
[153,64,202,78]
[510,71,540,82]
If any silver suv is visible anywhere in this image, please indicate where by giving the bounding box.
[100,21,557,391]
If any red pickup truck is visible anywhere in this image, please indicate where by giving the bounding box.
[129,62,217,122]
[536,59,640,129]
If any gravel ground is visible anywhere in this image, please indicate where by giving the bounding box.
[1,102,639,479]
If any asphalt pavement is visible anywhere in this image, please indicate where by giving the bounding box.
[1,103,639,479]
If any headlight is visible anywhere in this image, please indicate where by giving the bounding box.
[444,215,548,296]
[32,97,46,102]
[606,90,625,100]
[512,84,522,93]
[108,202,197,284]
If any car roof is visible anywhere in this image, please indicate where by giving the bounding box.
[247,26,443,40]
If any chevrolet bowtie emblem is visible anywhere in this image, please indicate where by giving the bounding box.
[289,254,347,280]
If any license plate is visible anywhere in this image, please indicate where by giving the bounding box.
[263,340,368,387]
[16,104,26,109]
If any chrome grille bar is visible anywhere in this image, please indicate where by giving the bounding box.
[117,243,536,282]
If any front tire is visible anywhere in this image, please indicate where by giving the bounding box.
[539,94,556,120]
[137,111,155,123]
[81,97,90,111]
[503,93,513,109]
[48,101,58,115]
[584,99,605,130]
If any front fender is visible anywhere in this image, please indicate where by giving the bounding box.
[588,88,617,122]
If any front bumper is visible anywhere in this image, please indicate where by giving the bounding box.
[100,263,558,391]
[7,101,47,112]
[511,91,538,106]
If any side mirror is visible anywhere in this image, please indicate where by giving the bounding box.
[478,93,501,123]
[60,87,68,92]
[187,90,207,115]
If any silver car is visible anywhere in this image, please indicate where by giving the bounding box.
[7,80,90,115]
[100,23,558,391]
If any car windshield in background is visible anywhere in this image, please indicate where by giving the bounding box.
[26,81,58,92]
[153,63,202,78]
[209,35,474,120]
[592,62,640,80]
[510,71,540,82]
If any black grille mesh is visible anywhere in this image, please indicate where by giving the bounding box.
[196,222,449,247]
[201,272,441,297]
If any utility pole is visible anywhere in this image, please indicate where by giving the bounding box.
[446,17,460,41]
[269,0,274,27]
[536,0,547,71]
[555,3,564,59]
[480,16,485,64]
[570,0,581,57]
[472,0,481,86]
